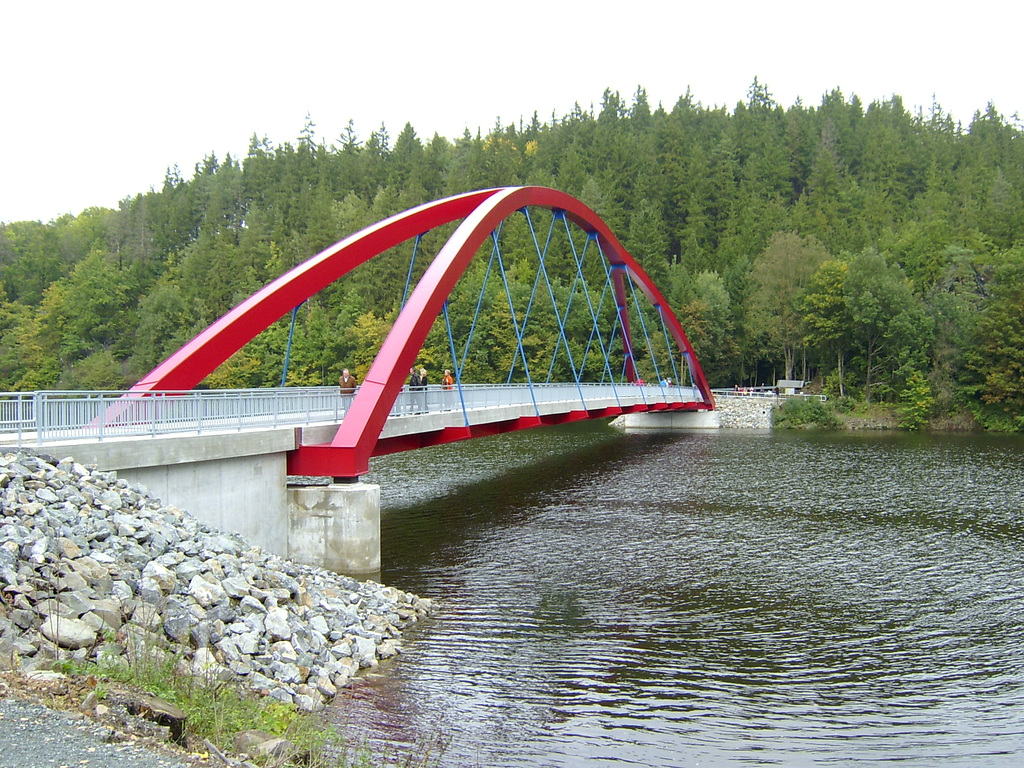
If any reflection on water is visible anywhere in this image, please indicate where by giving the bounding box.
[328,424,1024,767]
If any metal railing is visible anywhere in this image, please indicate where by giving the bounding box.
[711,388,827,402]
[0,383,704,447]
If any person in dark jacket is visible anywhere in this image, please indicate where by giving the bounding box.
[408,366,424,413]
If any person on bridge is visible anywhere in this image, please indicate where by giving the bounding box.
[408,366,426,413]
[441,369,454,389]
[339,369,358,395]
[339,368,358,410]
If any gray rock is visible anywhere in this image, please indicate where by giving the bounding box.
[238,595,266,615]
[294,693,319,712]
[264,607,291,641]
[78,611,110,634]
[110,580,133,602]
[35,598,74,619]
[140,561,176,594]
[190,647,219,675]
[308,614,330,635]
[10,609,36,629]
[58,590,98,617]
[313,674,337,698]
[97,490,122,508]
[87,598,123,630]
[35,488,59,504]
[162,612,194,645]
[268,640,298,662]
[268,660,303,684]
[0,449,435,707]
[378,639,400,658]
[188,575,226,607]
[40,614,97,649]
[220,576,250,599]
[267,688,294,704]
[351,635,378,668]
[131,603,162,630]
[236,632,261,655]
[234,730,297,761]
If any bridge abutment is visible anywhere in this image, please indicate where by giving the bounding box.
[286,482,381,575]
[35,430,382,576]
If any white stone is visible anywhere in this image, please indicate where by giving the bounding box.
[141,561,177,594]
[191,646,220,675]
[188,574,227,607]
[264,607,292,640]
[40,614,97,650]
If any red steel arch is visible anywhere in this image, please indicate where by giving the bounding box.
[131,188,502,392]
[132,186,714,479]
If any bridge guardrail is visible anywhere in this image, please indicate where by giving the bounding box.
[710,388,827,402]
[0,382,706,448]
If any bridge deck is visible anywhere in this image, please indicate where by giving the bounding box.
[0,383,708,450]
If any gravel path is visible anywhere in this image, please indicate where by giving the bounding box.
[0,697,199,768]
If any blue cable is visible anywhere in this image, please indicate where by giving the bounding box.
[280,304,301,387]
[493,221,539,416]
[442,299,470,426]
[458,225,501,381]
[400,234,423,311]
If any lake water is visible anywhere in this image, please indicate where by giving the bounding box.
[327,423,1024,767]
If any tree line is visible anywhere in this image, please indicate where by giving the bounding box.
[1,80,1022,430]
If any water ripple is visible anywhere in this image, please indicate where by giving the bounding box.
[332,426,1024,766]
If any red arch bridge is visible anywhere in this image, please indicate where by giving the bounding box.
[2,187,717,573]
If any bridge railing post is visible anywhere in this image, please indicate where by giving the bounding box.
[34,391,44,446]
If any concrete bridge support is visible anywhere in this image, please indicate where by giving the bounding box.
[287,482,381,575]
[38,430,381,576]
[611,397,777,431]
[611,409,721,430]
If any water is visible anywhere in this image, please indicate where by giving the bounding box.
[327,424,1024,766]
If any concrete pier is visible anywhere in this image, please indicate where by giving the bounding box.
[36,428,384,576]
[611,409,721,430]
[611,397,777,431]
[287,482,381,575]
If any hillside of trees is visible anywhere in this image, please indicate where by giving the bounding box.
[2,81,1023,430]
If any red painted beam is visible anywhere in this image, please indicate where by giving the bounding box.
[541,411,590,425]
[130,189,503,393]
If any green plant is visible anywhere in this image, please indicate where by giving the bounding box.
[773,397,843,429]
[897,370,934,430]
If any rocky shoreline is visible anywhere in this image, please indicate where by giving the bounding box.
[714,395,776,428]
[0,449,434,715]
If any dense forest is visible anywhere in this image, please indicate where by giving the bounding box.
[2,81,1023,430]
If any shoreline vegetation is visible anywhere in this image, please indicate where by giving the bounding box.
[772,395,980,432]
[0,449,442,767]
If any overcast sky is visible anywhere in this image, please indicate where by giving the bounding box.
[3,1,1020,224]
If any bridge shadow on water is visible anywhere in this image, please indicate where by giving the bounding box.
[368,420,688,577]
[332,420,699,761]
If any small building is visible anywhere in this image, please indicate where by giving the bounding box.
[776,379,805,395]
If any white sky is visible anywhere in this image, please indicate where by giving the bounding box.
[2,0,1021,224]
